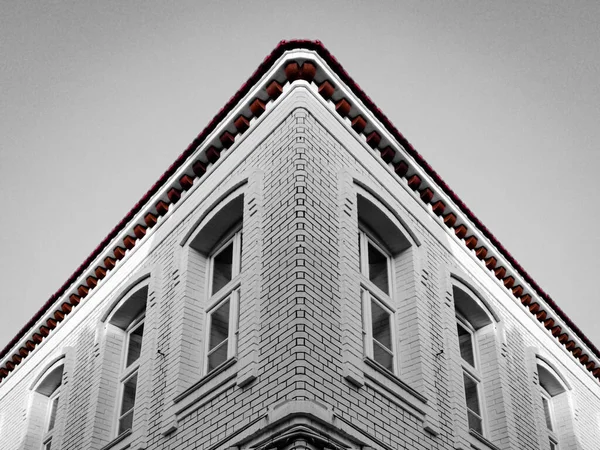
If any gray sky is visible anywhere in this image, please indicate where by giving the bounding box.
[1,0,599,352]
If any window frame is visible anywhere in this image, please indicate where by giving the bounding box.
[540,386,559,449]
[42,384,60,450]
[358,228,397,375]
[536,358,569,450]
[456,314,486,437]
[204,226,242,375]
[207,226,243,298]
[115,313,145,437]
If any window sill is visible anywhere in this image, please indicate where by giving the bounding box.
[467,430,501,450]
[99,430,132,450]
[161,357,238,435]
[362,357,439,435]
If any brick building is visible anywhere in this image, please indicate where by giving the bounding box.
[1,40,599,450]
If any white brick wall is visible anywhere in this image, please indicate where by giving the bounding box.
[0,86,598,450]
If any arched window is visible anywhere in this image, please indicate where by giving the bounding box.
[536,358,569,450]
[30,358,65,450]
[189,193,243,376]
[106,279,149,437]
[357,192,412,375]
[452,280,498,438]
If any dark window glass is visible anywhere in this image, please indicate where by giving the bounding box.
[457,323,475,367]
[368,242,389,294]
[371,300,393,371]
[207,300,230,372]
[212,242,233,295]
[47,395,59,431]
[119,372,138,434]
[542,395,554,431]
[463,372,482,434]
[126,323,144,367]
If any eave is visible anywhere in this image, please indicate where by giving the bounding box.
[1,40,598,383]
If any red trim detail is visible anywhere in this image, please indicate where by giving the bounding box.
[155,201,169,216]
[454,225,468,240]
[284,61,300,81]
[420,188,434,204]
[167,188,181,204]
[394,161,409,178]
[134,225,147,240]
[318,80,335,99]
[351,115,366,133]
[366,131,381,149]
[503,276,515,289]
[77,285,89,298]
[443,213,456,228]
[529,303,540,314]
[104,256,116,270]
[3,40,597,371]
[220,131,235,149]
[144,213,158,228]
[123,235,136,250]
[494,266,506,279]
[234,115,250,134]
[113,246,126,260]
[407,175,422,190]
[179,175,194,191]
[206,146,221,164]
[431,200,445,216]
[86,276,98,289]
[266,80,283,100]
[192,161,207,177]
[249,98,266,117]
[485,256,497,270]
[379,146,395,163]
[95,266,107,280]
[465,236,478,250]
[335,99,351,117]
[299,61,316,82]
[512,285,524,297]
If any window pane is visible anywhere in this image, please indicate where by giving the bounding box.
[371,300,392,350]
[457,323,475,367]
[549,440,557,450]
[467,410,483,435]
[118,409,134,435]
[207,339,229,372]
[542,395,554,431]
[44,441,52,450]
[463,372,481,415]
[373,340,394,372]
[212,242,233,294]
[47,395,59,431]
[126,323,144,367]
[368,242,389,294]
[120,372,138,416]
[209,300,230,352]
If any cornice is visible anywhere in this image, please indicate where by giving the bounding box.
[1,40,598,385]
